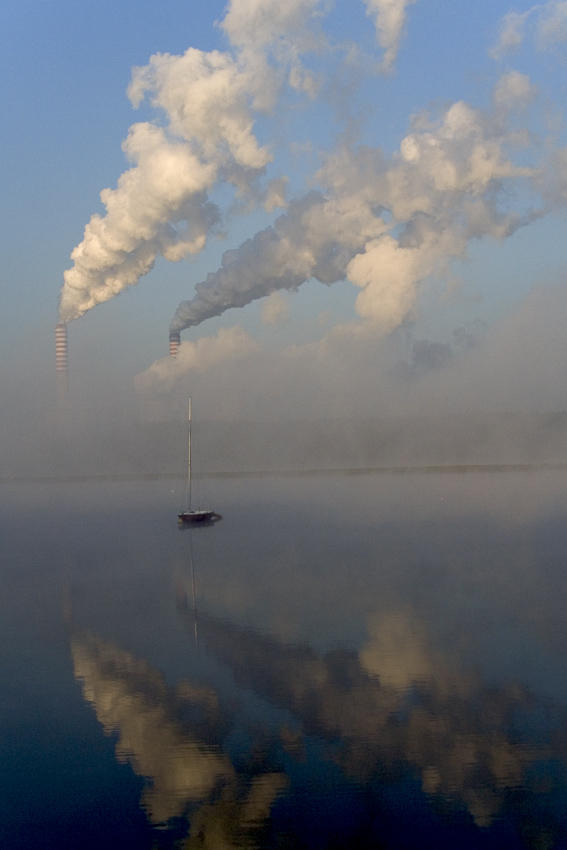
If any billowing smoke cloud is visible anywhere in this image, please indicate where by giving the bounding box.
[169,187,386,331]
[58,0,333,323]
[170,87,540,336]
[60,0,420,325]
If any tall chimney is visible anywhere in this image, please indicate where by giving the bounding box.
[55,322,68,372]
[169,331,181,357]
[55,322,69,407]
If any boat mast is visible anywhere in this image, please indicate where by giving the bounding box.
[187,396,192,511]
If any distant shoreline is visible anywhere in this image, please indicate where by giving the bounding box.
[3,463,567,485]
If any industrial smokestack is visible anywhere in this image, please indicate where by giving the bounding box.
[169,331,181,357]
[55,322,68,372]
[55,322,69,408]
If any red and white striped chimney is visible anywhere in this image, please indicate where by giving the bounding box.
[169,331,181,357]
[55,322,68,372]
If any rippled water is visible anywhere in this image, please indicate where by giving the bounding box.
[2,470,567,849]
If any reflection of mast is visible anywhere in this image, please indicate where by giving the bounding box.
[174,532,199,645]
[189,531,198,646]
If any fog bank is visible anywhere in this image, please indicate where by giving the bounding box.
[3,412,567,480]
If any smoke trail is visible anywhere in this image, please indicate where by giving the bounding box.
[170,189,386,331]
[58,0,331,324]
[170,89,540,335]
[58,55,266,323]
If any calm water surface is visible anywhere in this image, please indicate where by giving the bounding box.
[2,470,567,849]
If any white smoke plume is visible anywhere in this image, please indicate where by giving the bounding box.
[59,0,331,323]
[170,89,539,336]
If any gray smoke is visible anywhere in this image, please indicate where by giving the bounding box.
[170,82,544,336]
[170,191,373,332]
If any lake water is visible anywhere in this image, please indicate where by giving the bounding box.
[2,470,567,849]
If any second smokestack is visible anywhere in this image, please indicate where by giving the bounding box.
[169,331,181,357]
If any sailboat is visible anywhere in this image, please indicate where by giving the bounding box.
[178,397,217,524]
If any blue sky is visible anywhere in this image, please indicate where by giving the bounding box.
[3,0,567,418]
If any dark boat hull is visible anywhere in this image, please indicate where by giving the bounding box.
[178,510,216,524]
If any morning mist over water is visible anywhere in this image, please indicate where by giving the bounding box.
[7,279,567,480]
[3,471,567,848]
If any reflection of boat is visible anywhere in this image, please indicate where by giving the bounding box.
[178,397,218,524]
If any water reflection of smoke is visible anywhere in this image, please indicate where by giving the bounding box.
[193,608,562,831]
[71,633,233,823]
[70,608,567,846]
[70,632,287,846]
[183,773,287,850]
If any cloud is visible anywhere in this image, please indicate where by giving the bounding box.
[363,0,418,72]
[492,70,538,113]
[490,10,532,59]
[491,1,567,58]
[221,0,324,57]
[537,0,567,47]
